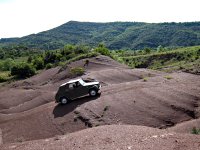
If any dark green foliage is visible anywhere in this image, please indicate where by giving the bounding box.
[11,63,36,78]
[191,127,200,135]
[0,45,41,60]
[33,57,45,70]
[0,58,15,71]
[27,56,33,63]
[95,44,110,56]
[1,21,200,50]
[44,51,62,64]
[144,47,151,54]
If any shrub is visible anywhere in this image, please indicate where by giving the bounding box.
[95,44,110,56]
[33,57,45,70]
[0,74,7,82]
[191,127,200,135]
[143,77,148,82]
[70,67,85,76]
[46,63,53,69]
[11,63,36,78]
[1,58,15,71]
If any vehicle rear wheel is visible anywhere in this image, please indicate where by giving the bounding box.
[60,97,69,105]
[89,89,97,96]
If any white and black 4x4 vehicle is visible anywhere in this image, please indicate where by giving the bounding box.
[55,78,101,104]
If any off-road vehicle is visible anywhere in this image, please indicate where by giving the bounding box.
[55,78,101,104]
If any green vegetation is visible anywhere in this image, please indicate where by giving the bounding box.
[0,72,10,82]
[45,63,53,69]
[1,21,200,50]
[11,63,36,78]
[95,43,111,56]
[70,67,85,76]
[0,42,199,83]
[143,77,148,82]
[0,44,100,82]
[164,75,173,80]
[113,46,200,74]
[191,127,200,135]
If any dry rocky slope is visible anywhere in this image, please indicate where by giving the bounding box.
[0,55,200,149]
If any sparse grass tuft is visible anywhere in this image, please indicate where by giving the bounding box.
[143,77,148,82]
[164,75,173,80]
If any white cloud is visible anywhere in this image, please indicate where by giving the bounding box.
[0,0,200,38]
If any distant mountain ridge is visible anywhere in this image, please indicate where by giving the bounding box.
[1,21,200,50]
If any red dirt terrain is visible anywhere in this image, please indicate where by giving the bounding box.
[1,125,200,150]
[0,55,200,149]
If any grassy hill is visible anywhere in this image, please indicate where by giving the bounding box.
[113,45,200,74]
[1,21,200,50]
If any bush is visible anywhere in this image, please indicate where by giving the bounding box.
[11,63,36,78]
[95,44,110,56]
[33,57,45,70]
[191,127,200,135]
[1,58,15,71]
[46,63,53,69]
[70,67,85,76]
[0,74,8,82]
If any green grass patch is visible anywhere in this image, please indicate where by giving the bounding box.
[164,75,173,80]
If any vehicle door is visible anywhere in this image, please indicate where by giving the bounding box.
[67,83,77,99]
[73,81,88,98]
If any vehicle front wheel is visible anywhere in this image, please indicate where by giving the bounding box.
[89,89,97,96]
[60,97,69,105]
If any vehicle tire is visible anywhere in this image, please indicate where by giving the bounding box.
[60,97,69,105]
[89,89,97,96]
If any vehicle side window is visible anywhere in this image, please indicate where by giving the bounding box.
[69,84,74,89]
[76,81,81,87]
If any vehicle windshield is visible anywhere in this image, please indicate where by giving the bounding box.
[79,79,85,86]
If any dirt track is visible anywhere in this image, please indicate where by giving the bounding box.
[0,55,200,149]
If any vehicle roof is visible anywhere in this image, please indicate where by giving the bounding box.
[60,78,82,87]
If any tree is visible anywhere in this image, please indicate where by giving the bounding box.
[11,63,36,78]
[33,57,45,70]
[2,58,15,71]
[27,56,33,63]
[0,49,5,59]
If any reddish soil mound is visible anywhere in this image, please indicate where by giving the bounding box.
[74,72,200,129]
[1,125,200,150]
[167,118,200,134]
[0,55,199,147]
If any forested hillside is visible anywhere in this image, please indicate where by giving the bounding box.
[1,21,200,50]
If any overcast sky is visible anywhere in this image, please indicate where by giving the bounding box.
[0,0,200,38]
